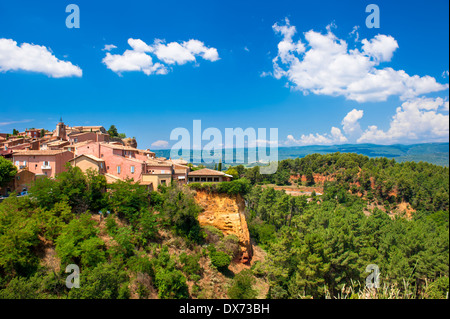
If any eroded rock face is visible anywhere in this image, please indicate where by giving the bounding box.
[194,190,253,264]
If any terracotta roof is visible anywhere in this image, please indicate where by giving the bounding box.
[101,143,138,151]
[188,168,230,177]
[64,140,94,148]
[72,126,106,132]
[13,150,71,156]
[104,173,121,183]
[47,140,70,146]
[69,132,93,137]
[146,159,172,167]
[169,158,189,165]
[69,154,104,162]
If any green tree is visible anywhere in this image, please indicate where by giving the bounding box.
[208,245,231,271]
[228,270,258,299]
[108,125,118,138]
[68,261,130,299]
[0,157,17,187]
[107,179,149,225]
[154,268,189,299]
[160,186,203,243]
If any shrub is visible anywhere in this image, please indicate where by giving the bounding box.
[179,252,202,280]
[68,261,130,299]
[208,245,231,271]
[154,268,189,299]
[228,270,258,299]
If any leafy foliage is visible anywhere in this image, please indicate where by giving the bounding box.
[0,157,17,187]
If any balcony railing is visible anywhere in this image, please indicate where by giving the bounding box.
[41,164,52,170]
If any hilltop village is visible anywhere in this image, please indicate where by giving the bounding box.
[0,120,232,196]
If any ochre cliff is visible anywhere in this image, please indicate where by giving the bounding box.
[194,191,253,264]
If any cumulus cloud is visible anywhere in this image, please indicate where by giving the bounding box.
[361,34,398,62]
[358,97,449,144]
[342,109,364,136]
[286,126,347,146]
[103,38,219,75]
[103,49,168,75]
[270,19,448,102]
[151,140,170,149]
[150,39,219,65]
[0,38,82,78]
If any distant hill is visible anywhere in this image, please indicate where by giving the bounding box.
[153,142,449,167]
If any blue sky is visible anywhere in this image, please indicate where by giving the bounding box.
[0,0,448,150]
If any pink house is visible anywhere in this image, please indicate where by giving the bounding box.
[75,142,147,182]
[12,150,74,178]
[68,131,109,144]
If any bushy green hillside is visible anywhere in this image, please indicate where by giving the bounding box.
[0,153,448,299]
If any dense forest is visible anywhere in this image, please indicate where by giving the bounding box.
[0,153,448,299]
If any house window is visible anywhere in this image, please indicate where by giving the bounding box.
[201,177,206,182]
[161,170,165,174]
[214,178,219,182]
[23,161,27,166]
[161,180,166,185]
[117,166,121,174]
[44,161,49,166]
[188,178,193,182]
[131,166,135,174]
[207,177,212,182]
[15,161,19,166]
[100,163,104,169]
[194,177,200,182]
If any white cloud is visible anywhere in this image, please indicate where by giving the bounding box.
[102,44,117,51]
[270,19,448,103]
[103,38,219,75]
[151,140,170,148]
[361,34,398,62]
[358,97,449,144]
[0,38,82,78]
[128,38,153,53]
[286,126,347,146]
[103,49,168,75]
[152,39,219,65]
[342,109,364,136]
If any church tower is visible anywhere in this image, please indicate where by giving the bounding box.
[53,117,67,140]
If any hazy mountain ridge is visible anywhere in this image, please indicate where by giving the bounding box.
[153,143,449,167]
